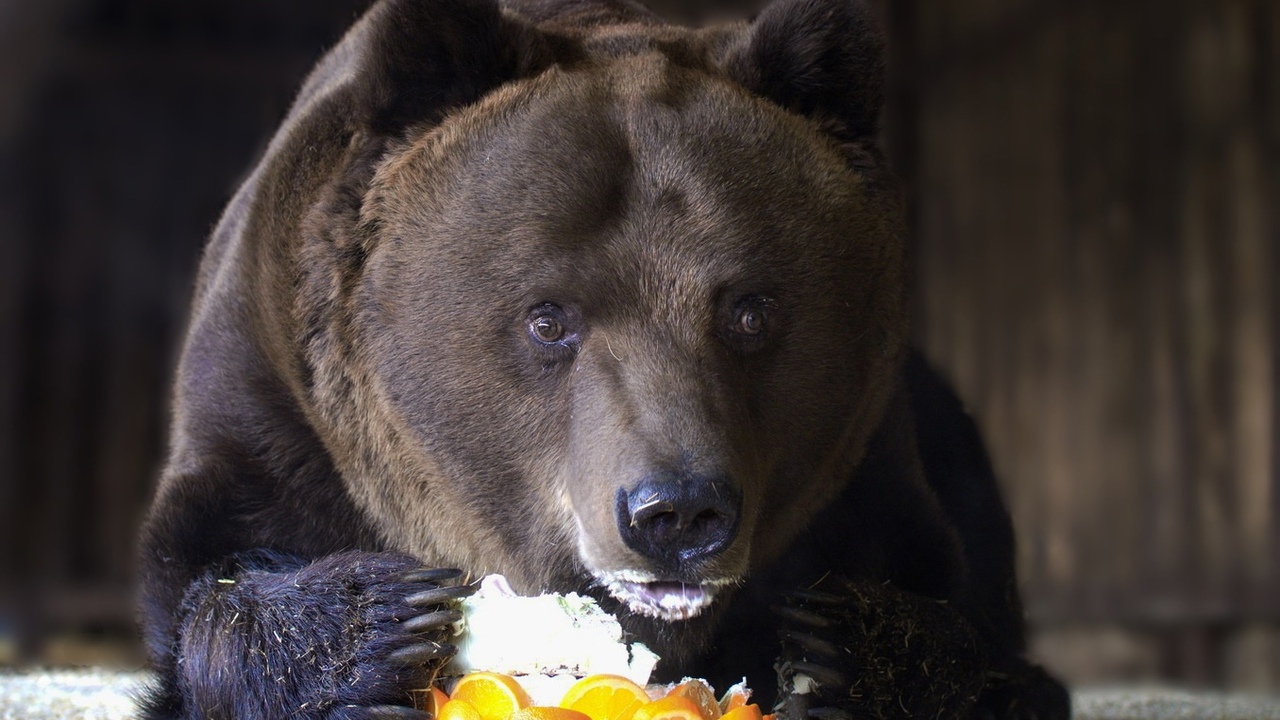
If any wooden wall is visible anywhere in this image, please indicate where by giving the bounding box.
[0,0,372,664]
[893,0,1280,687]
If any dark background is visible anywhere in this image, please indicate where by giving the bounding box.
[0,0,1276,690]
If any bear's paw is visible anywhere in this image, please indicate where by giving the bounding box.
[151,551,472,720]
[772,578,986,720]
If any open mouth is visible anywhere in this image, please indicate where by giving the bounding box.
[597,571,736,622]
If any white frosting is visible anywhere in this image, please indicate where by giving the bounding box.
[442,574,660,689]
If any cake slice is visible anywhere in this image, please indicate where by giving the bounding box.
[441,575,660,704]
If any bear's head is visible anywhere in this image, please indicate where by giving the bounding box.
[297,0,906,662]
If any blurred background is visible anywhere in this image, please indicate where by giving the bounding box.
[0,0,1276,692]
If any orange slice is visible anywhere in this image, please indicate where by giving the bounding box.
[425,687,450,714]
[450,672,533,720]
[510,708,595,720]
[632,696,705,720]
[721,705,764,720]
[666,680,721,720]
[561,674,651,720]
[437,699,483,720]
[718,687,749,714]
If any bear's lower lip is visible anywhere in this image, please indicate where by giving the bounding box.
[620,581,713,621]
[599,574,729,622]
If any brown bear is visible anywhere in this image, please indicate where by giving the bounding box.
[136,0,1070,719]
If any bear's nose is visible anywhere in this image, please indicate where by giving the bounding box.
[615,473,741,565]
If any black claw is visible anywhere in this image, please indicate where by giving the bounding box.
[388,641,456,666]
[336,707,432,720]
[369,707,432,720]
[781,629,842,658]
[370,707,433,720]
[403,609,464,634]
[772,604,833,628]
[790,661,848,690]
[395,568,464,584]
[808,708,853,720]
[406,584,476,607]
[784,588,845,605]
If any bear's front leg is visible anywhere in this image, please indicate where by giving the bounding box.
[139,550,470,720]
[773,578,988,720]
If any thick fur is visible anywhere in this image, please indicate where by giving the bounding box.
[138,1,1069,718]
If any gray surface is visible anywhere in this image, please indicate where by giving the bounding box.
[1074,689,1280,720]
[0,670,148,720]
[1,671,1278,719]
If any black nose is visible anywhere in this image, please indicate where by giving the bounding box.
[615,473,742,565]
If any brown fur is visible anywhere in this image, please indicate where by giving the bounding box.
[137,1,1066,718]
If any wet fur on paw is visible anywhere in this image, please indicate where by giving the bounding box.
[774,577,987,720]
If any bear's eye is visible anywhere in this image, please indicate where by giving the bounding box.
[725,295,776,351]
[735,307,765,336]
[527,305,572,345]
[531,314,565,343]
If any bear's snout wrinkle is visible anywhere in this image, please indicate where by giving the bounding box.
[615,472,742,568]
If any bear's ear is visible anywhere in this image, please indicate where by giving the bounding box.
[359,0,561,135]
[721,0,885,143]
